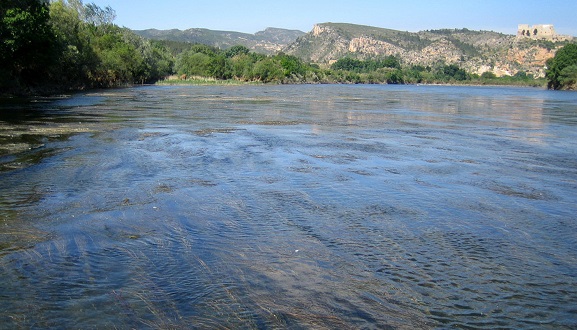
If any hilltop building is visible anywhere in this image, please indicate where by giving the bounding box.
[517,24,572,41]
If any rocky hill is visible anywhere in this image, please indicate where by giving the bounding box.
[284,23,575,77]
[133,27,305,55]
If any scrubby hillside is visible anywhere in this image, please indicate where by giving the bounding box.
[284,23,574,77]
[134,27,305,55]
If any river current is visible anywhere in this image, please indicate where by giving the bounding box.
[1,84,576,329]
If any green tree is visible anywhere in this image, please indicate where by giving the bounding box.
[547,43,577,90]
[331,56,400,74]
[386,69,404,84]
[252,58,283,82]
[403,68,423,83]
[441,64,469,81]
[1,0,57,89]
[558,65,577,89]
[1,0,172,93]
[188,44,217,56]
[176,50,213,77]
[49,0,99,87]
[229,53,254,80]
[382,55,401,69]
[224,45,250,58]
[83,2,115,26]
[481,71,497,79]
[50,0,172,88]
[277,53,305,77]
[142,41,174,82]
[331,57,364,72]
[209,54,231,79]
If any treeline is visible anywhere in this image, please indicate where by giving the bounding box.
[172,45,311,83]
[1,0,173,94]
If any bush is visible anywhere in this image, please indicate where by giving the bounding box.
[481,71,497,79]
[547,43,577,90]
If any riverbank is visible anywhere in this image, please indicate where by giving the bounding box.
[156,75,262,86]
[155,76,549,88]
[0,74,551,96]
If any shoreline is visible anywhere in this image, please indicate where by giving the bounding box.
[0,78,555,99]
[154,78,549,89]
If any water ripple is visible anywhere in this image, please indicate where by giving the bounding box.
[1,85,577,328]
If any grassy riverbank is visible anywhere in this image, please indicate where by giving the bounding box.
[156,76,261,86]
[154,75,548,88]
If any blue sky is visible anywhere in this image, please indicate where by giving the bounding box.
[88,0,577,36]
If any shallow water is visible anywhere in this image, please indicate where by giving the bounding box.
[1,84,577,328]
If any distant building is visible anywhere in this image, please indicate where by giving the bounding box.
[517,24,572,41]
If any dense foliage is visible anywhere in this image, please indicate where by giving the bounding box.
[1,0,173,94]
[1,0,57,89]
[172,45,314,83]
[546,43,577,90]
[331,56,400,72]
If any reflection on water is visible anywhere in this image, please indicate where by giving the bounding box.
[1,85,577,328]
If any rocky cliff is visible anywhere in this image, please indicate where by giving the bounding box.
[285,23,575,77]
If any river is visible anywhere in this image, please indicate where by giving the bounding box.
[1,84,576,329]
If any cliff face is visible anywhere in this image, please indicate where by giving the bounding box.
[285,23,575,77]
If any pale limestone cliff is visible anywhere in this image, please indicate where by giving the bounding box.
[348,37,404,56]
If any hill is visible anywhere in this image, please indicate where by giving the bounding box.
[133,27,305,55]
[284,23,575,77]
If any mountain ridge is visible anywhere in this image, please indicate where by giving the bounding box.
[133,27,305,55]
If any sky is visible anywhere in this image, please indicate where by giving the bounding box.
[87,0,577,36]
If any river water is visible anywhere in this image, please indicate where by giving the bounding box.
[1,84,576,329]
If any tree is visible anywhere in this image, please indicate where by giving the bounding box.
[386,69,404,84]
[142,41,174,82]
[1,0,57,89]
[481,71,497,79]
[224,45,250,58]
[382,55,401,69]
[229,53,254,80]
[441,64,469,81]
[252,58,283,82]
[209,54,231,79]
[176,50,213,77]
[49,0,98,87]
[547,43,577,90]
[83,2,115,26]
[51,0,173,87]
[331,57,364,72]
[1,0,173,93]
[278,53,305,77]
[558,65,577,90]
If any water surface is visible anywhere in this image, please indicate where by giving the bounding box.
[1,85,577,328]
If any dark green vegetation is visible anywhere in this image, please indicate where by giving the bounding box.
[1,0,173,95]
[1,0,57,92]
[546,43,577,90]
